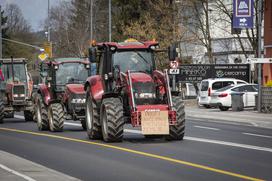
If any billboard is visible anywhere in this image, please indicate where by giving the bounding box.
[233,0,254,28]
[175,64,250,83]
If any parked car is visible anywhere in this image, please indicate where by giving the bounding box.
[180,83,197,99]
[210,84,258,111]
[198,78,248,108]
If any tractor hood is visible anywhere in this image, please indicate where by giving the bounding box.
[130,72,153,83]
[66,84,85,94]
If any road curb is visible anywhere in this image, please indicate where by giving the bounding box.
[0,150,80,181]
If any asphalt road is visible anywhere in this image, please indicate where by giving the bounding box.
[0,115,272,181]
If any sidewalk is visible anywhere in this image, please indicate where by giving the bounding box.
[0,151,80,181]
[184,100,272,129]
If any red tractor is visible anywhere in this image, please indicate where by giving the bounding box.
[0,58,34,123]
[84,39,185,142]
[35,58,90,131]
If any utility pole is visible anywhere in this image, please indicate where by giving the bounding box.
[47,0,50,42]
[257,0,263,112]
[109,0,111,42]
[90,0,93,41]
[0,5,2,59]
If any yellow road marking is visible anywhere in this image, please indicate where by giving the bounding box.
[0,127,265,181]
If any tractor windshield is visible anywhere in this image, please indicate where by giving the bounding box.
[1,63,27,83]
[56,63,88,86]
[113,51,153,74]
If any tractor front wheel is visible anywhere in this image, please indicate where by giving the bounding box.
[36,94,49,130]
[0,100,4,124]
[165,96,185,141]
[85,91,102,139]
[101,97,124,142]
[48,103,64,132]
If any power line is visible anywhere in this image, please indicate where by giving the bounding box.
[1,37,43,50]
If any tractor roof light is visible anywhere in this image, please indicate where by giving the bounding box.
[110,46,117,51]
[54,65,59,70]
[124,38,138,43]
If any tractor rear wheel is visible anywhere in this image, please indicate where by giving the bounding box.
[165,96,185,141]
[0,100,4,124]
[36,94,49,130]
[48,103,64,132]
[85,91,102,139]
[24,110,33,122]
[101,97,124,142]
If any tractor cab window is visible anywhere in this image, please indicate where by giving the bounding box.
[113,51,153,74]
[56,63,88,87]
[1,63,27,83]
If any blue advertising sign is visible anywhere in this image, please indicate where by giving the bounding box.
[233,0,254,28]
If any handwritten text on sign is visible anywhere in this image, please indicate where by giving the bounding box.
[141,111,169,135]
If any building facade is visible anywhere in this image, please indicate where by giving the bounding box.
[263,0,272,84]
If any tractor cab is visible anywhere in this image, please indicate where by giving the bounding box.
[0,58,34,123]
[0,58,32,105]
[42,58,90,93]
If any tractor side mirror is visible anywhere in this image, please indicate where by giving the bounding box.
[168,45,177,61]
[88,47,97,63]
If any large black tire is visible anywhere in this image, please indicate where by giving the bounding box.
[36,94,49,130]
[85,90,102,139]
[219,106,229,111]
[32,92,38,122]
[24,110,34,122]
[100,97,124,142]
[0,100,4,124]
[204,104,211,108]
[4,112,14,118]
[81,119,87,130]
[165,96,185,141]
[48,103,64,132]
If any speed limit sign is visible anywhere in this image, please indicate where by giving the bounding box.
[169,69,180,74]
[170,61,179,69]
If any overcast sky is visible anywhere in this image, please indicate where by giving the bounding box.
[0,0,69,32]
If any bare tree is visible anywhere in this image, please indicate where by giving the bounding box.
[181,0,214,63]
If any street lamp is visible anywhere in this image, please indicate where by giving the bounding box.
[109,0,111,42]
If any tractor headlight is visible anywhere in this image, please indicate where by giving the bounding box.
[71,98,86,104]
[20,94,25,97]
[13,94,19,97]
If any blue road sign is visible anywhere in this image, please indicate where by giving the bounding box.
[233,0,254,29]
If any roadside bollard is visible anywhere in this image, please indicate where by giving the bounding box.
[231,92,244,111]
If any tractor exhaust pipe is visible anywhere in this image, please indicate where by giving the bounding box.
[11,56,15,82]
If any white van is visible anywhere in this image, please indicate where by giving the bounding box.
[198,78,248,108]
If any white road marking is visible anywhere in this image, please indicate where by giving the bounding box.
[184,136,272,153]
[64,122,82,127]
[14,115,272,153]
[124,129,142,134]
[15,115,25,119]
[193,125,220,131]
[243,132,272,139]
[0,164,36,181]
